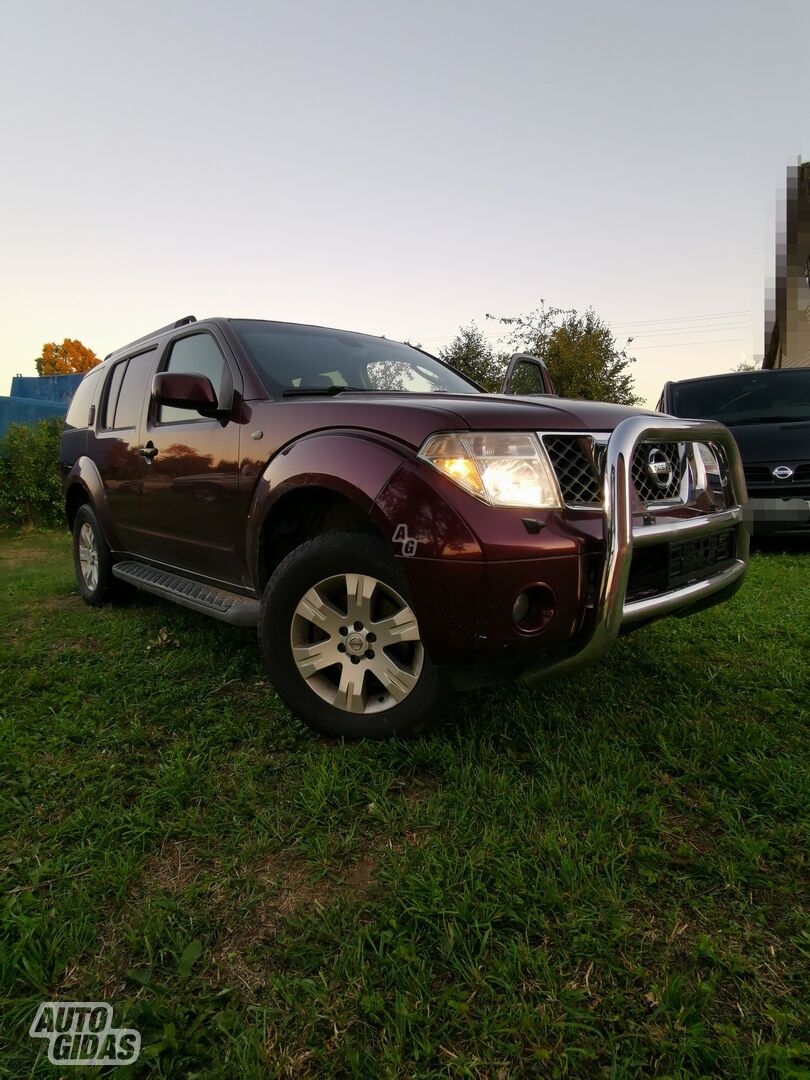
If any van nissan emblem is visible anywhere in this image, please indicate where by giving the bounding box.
[646,447,673,488]
[772,465,794,480]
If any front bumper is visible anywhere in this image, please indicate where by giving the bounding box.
[521,415,750,684]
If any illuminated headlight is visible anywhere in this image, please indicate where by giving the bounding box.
[418,432,562,509]
[691,442,722,491]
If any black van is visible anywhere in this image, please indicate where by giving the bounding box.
[657,369,810,534]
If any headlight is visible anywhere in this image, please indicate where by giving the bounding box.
[418,432,562,508]
[691,442,722,492]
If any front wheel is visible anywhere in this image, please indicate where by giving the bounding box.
[72,504,130,606]
[259,532,444,739]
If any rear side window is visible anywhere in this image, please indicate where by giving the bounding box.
[101,361,127,429]
[101,351,156,431]
[158,334,228,424]
[64,368,102,430]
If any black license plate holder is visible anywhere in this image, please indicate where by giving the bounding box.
[668,529,735,588]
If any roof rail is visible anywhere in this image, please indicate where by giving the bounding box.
[104,315,197,361]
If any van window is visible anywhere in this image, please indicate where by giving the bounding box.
[671,371,810,424]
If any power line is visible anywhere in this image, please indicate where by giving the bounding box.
[609,310,748,327]
[415,310,753,350]
[628,323,748,339]
[631,337,746,350]
[420,311,750,337]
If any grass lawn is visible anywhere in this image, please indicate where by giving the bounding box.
[0,529,808,1078]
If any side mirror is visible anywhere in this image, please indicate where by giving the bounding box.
[500,353,556,397]
[152,371,219,417]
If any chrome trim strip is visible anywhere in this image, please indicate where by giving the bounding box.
[631,506,743,547]
[522,417,749,684]
[622,558,747,625]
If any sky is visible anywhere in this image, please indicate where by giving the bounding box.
[1,0,807,406]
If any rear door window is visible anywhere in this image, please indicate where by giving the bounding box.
[101,361,127,430]
[101,351,156,430]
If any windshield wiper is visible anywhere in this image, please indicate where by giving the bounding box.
[282,386,366,397]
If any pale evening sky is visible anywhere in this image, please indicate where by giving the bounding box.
[1,0,807,406]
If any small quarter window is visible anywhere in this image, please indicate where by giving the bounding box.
[65,368,102,430]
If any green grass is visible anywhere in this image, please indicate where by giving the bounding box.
[1,529,809,1078]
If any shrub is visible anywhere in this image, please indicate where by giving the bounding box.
[0,418,65,527]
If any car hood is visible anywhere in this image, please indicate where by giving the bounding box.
[258,392,660,451]
[411,393,660,432]
[725,419,810,462]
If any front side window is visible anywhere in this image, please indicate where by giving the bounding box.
[158,334,228,424]
[508,360,547,396]
[230,320,481,397]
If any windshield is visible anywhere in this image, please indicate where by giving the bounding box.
[230,320,481,397]
[670,371,810,424]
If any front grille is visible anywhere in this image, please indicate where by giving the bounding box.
[543,434,714,509]
[631,442,683,503]
[745,463,810,484]
[543,435,602,506]
[743,461,810,497]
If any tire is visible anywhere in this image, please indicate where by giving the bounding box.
[72,504,130,606]
[259,531,445,739]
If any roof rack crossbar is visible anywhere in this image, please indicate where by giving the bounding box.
[103,315,197,361]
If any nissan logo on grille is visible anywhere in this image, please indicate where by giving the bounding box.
[646,447,673,489]
[772,465,794,480]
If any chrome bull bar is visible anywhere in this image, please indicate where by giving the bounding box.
[523,416,750,684]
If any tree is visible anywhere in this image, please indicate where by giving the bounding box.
[438,322,505,392]
[0,417,64,526]
[36,339,99,376]
[731,358,760,372]
[488,301,642,404]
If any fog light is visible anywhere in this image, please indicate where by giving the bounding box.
[512,592,530,624]
[512,584,556,633]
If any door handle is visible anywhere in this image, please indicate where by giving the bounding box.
[139,443,159,460]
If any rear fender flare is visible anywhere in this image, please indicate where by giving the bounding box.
[64,457,120,548]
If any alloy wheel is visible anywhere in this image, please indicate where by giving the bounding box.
[78,522,99,591]
[290,572,424,714]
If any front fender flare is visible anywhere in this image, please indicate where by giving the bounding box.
[245,431,410,585]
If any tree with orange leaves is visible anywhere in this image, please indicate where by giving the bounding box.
[36,339,99,376]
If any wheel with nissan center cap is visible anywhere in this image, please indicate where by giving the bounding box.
[259,532,444,738]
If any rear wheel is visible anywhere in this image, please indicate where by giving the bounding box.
[259,532,444,738]
[72,504,130,606]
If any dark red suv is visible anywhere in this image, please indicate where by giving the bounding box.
[61,316,749,737]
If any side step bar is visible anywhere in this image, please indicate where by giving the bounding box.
[112,561,259,627]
